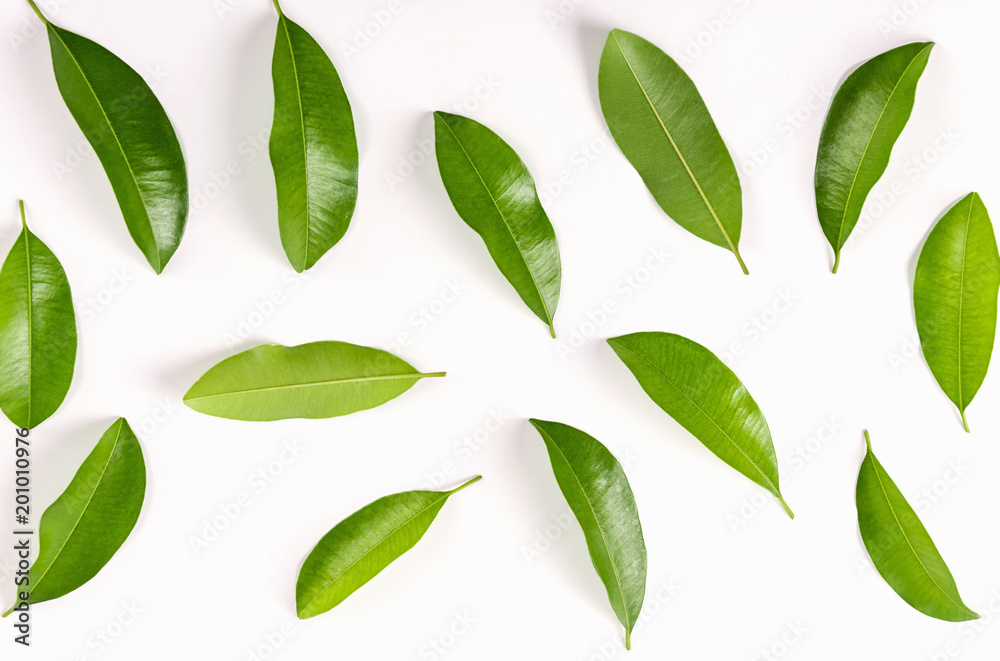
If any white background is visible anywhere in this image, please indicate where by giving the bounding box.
[1,0,999,659]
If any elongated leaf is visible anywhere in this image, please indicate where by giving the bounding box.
[815,42,934,273]
[270,0,358,272]
[857,431,978,621]
[607,332,792,517]
[0,202,76,429]
[2,418,145,616]
[598,29,747,274]
[183,341,445,421]
[28,0,188,274]
[914,193,1000,432]
[529,419,646,649]
[433,111,561,337]
[296,476,480,618]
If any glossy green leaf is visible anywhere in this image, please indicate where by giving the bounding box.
[0,202,77,429]
[296,476,480,618]
[598,29,747,274]
[856,431,978,622]
[433,111,561,337]
[270,0,358,272]
[815,42,934,273]
[607,331,792,517]
[2,418,145,616]
[529,419,646,650]
[183,341,444,421]
[28,0,188,274]
[914,193,1000,432]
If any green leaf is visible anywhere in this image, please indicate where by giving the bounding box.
[270,0,359,273]
[433,111,561,337]
[529,419,646,650]
[2,418,145,617]
[607,331,792,517]
[296,476,480,619]
[914,193,1000,432]
[856,431,978,622]
[0,202,77,429]
[28,0,188,274]
[183,341,445,421]
[598,29,747,274]
[815,42,934,273]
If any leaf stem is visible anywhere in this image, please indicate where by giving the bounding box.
[25,0,47,23]
[961,410,970,433]
[733,248,749,275]
[863,429,872,451]
[625,629,632,651]
[271,0,283,15]
[447,475,482,495]
[422,372,447,379]
[18,200,26,230]
[832,251,841,274]
[777,495,794,519]
[548,322,556,339]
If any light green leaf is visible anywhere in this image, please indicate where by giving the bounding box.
[28,0,189,274]
[914,192,1000,431]
[607,331,792,517]
[270,0,359,272]
[433,111,561,337]
[3,418,145,616]
[296,476,480,619]
[183,341,445,421]
[857,431,978,622]
[598,29,747,274]
[0,202,77,429]
[815,42,934,273]
[529,419,646,649]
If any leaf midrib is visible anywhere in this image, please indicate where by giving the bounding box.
[437,117,554,330]
[832,44,932,253]
[278,16,312,269]
[298,492,450,616]
[955,194,974,410]
[610,340,780,497]
[184,372,430,402]
[865,450,973,616]
[21,224,34,426]
[49,26,163,272]
[610,31,739,258]
[25,419,126,602]
[537,426,632,632]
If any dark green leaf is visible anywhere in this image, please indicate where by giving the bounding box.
[183,341,445,421]
[598,29,747,274]
[28,0,189,274]
[914,193,1000,431]
[857,431,978,622]
[270,0,359,272]
[0,201,76,429]
[2,418,145,616]
[529,419,646,649]
[433,111,561,337]
[607,331,792,517]
[815,42,934,273]
[296,476,480,619]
